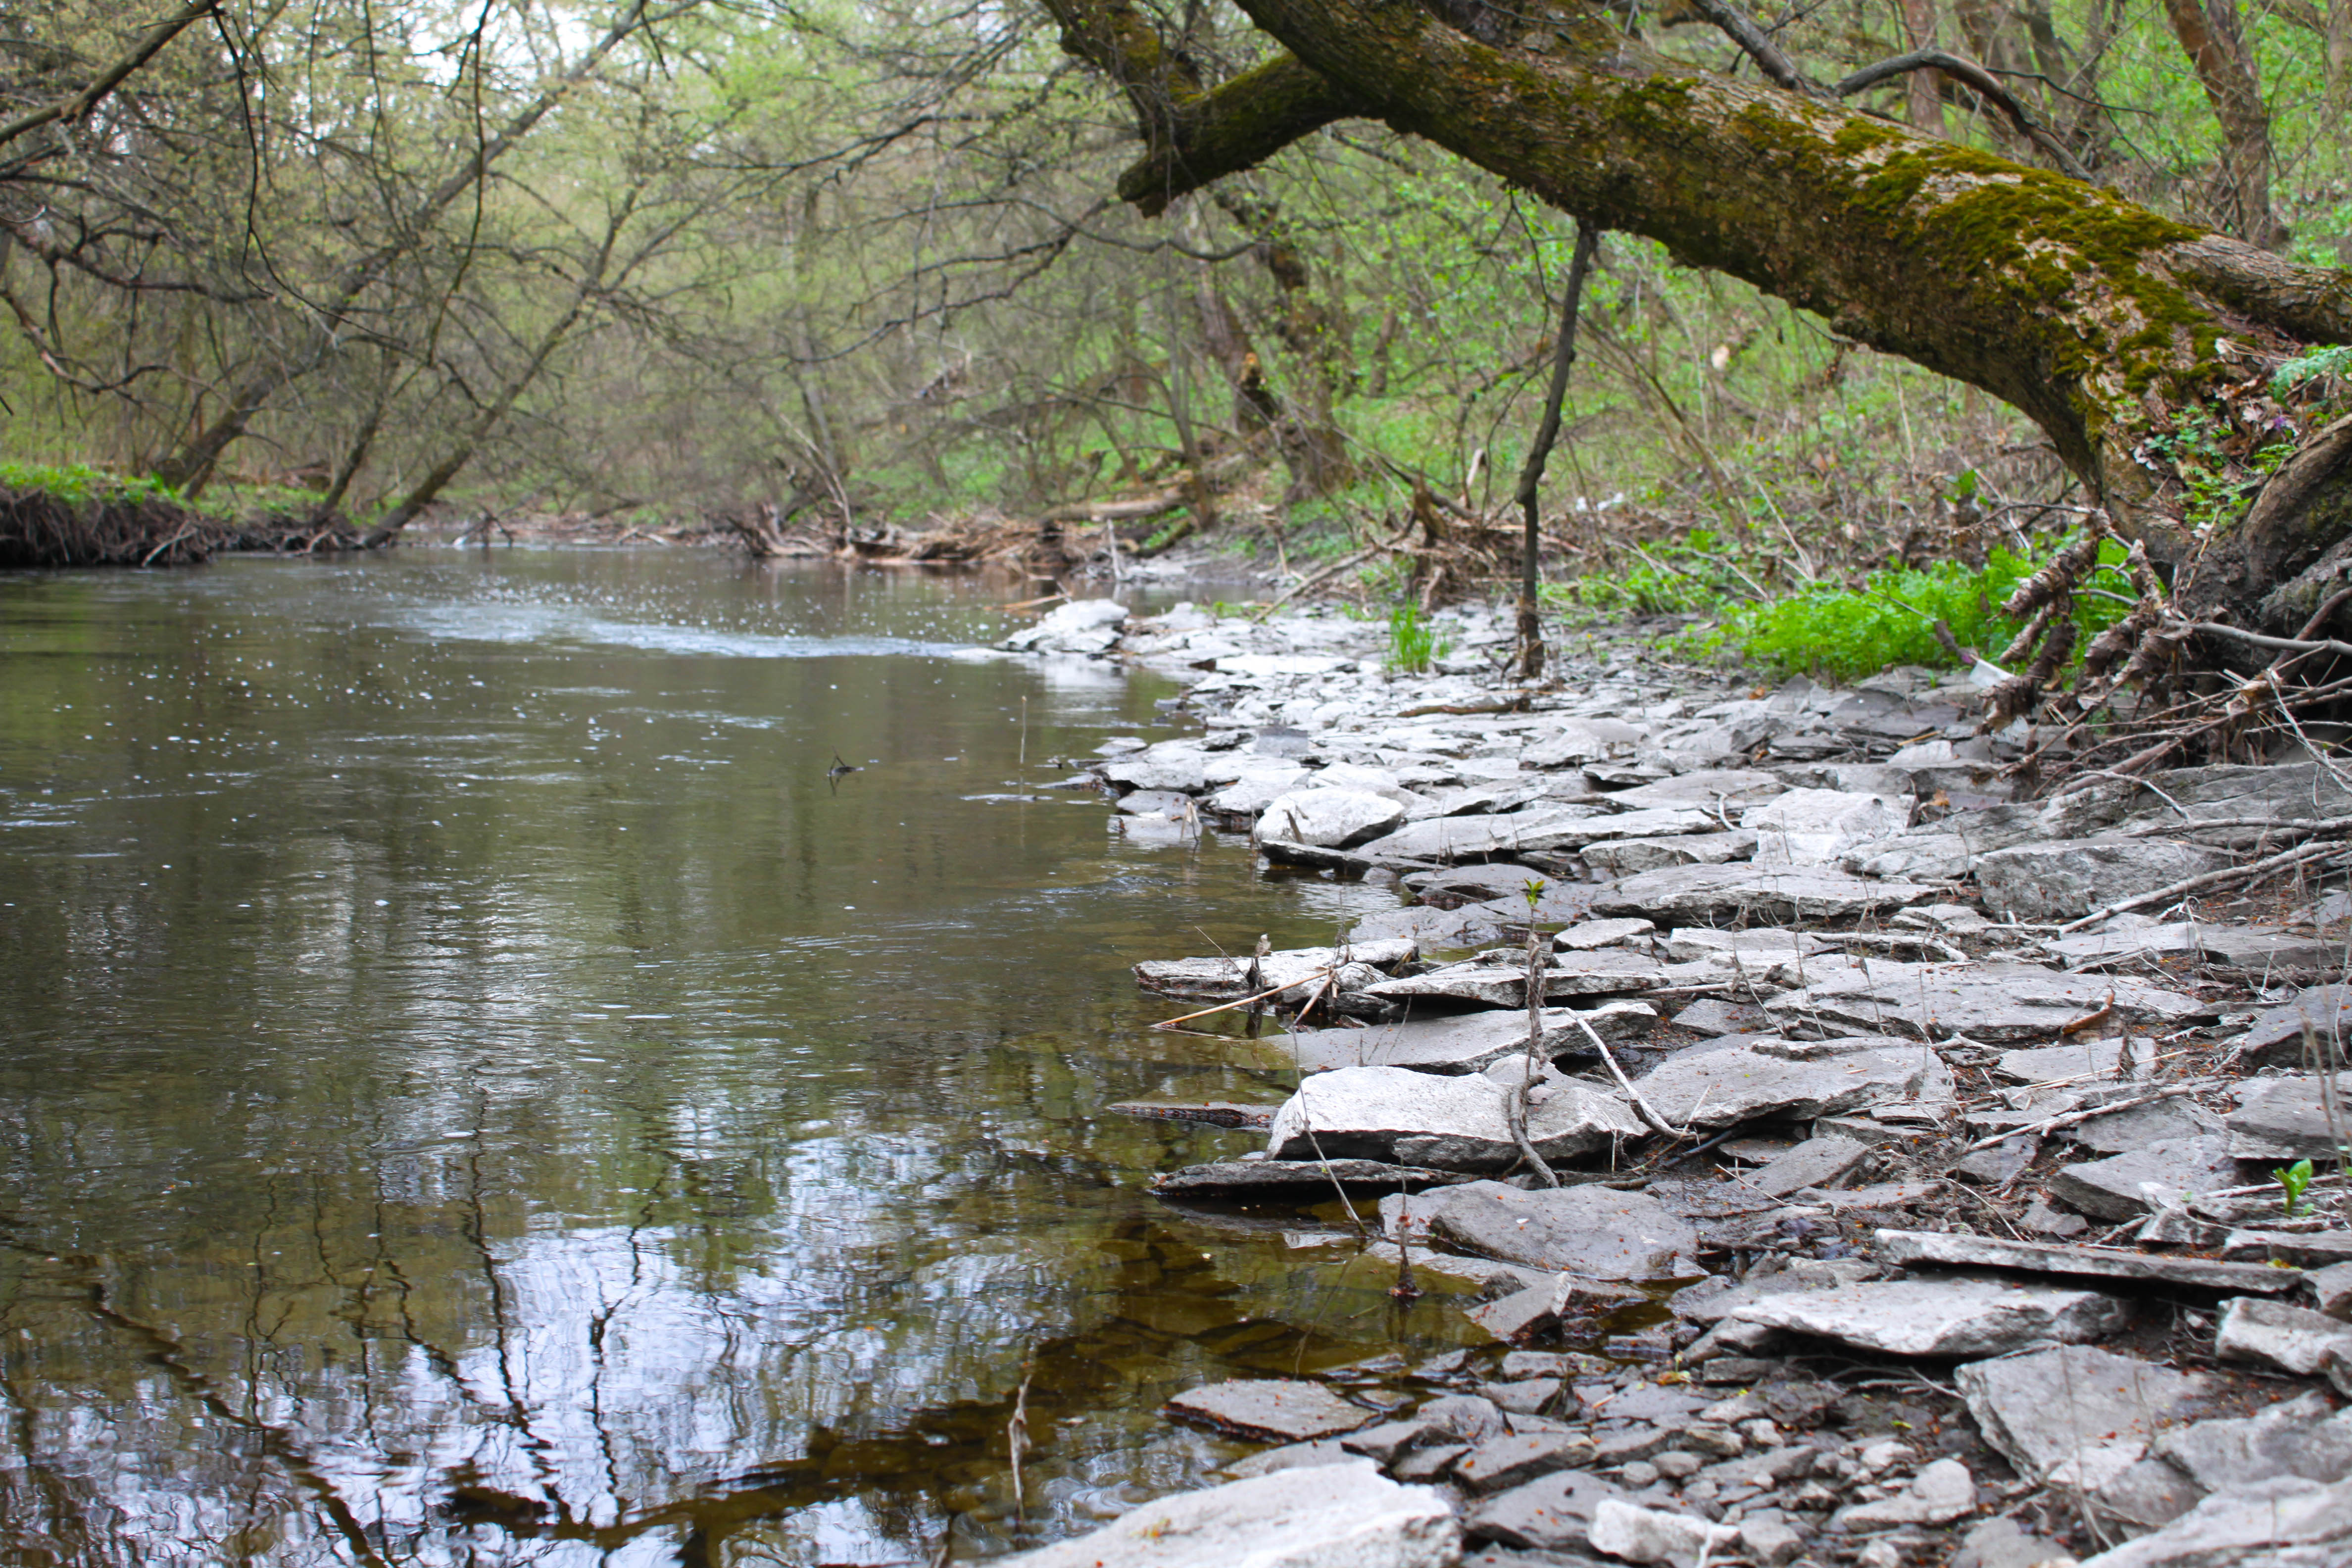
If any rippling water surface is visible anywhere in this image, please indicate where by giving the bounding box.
[0,551,1482,1567]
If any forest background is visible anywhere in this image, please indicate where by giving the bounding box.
[3,0,2349,631]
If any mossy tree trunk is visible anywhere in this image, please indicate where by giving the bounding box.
[1047,0,2352,635]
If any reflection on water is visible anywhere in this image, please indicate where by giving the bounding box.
[0,553,1472,1567]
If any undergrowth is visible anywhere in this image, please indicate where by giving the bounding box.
[1682,542,2132,682]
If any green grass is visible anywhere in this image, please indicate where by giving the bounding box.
[0,461,185,507]
[1540,529,1763,622]
[1386,601,1449,673]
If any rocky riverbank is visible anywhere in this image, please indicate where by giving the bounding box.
[998,596,2352,1568]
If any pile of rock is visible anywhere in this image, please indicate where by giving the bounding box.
[1000,599,2352,1567]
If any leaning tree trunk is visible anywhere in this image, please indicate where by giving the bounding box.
[1045,0,2352,636]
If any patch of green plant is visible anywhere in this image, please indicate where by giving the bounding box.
[2142,404,2295,533]
[1689,542,2132,682]
[2276,1157,2316,1218]
[0,461,184,507]
[1540,529,1758,622]
[2274,344,2352,399]
[1386,601,1449,674]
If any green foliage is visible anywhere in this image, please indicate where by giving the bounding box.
[1691,541,2130,682]
[2277,1157,2316,1218]
[2275,345,2352,400]
[1386,602,1450,674]
[0,461,183,507]
[1540,530,1756,622]
[2143,406,2296,533]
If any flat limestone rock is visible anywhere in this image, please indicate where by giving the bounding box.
[1354,811,1599,864]
[1607,769,1786,811]
[1975,837,2235,923]
[1590,863,1934,924]
[1264,1066,1643,1170]
[1257,787,1407,849]
[1268,1005,1653,1077]
[1581,833,1753,876]
[1163,1379,1376,1443]
[1464,1470,1633,1553]
[1555,917,1657,951]
[1743,787,1909,867]
[1453,1432,1598,1494]
[2215,1297,2352,1375]
[2046,1136,2243,1222]
[1728,1274,2131,1356]
[2228,984,2352,1069]
[1959,1344,2209,1483]
[1397,1180,1701,1280]
[1152,1159,1483,1198]
[1995,1036,2152,1084]
[1134,939,1419,1002]
[1767,960,2213,1043]
[996,1459,1460,1568]
[1630,1036,1954,1129]
[1876,1228,2303,1294]
[1750,1135,1869,1198]
[2070,1476,2352,1568]
[1367,951,1668,1009]
[2156,1391,2352,1491]
[2227,1075,2352,1160]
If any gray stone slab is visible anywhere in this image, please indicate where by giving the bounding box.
[2228,984,2352,1069]
[1950,1518,2076,1568]
[1767,960,2213,1043]
[1581,833,1753,876]
[1743,787,1909,867]
[1163,1379,1376,1442]
[1269,1006,1653,1077]
[2220,1230,2352,1269]
[2066,1476,2352,1568]
[2046,1136,2244,1222]
[1133,940,1419,1001]
[1464,1470,1632,1553]
[1266,1066,1642,1170]
[2069,1097,2222,1155]
[2309,1260,2352,1318]
[1554,918,1656,951]
[2215,1296,2352,1375]
[1256,787,1408,848]
[1366,950,1669,1008]
[1590,864,1934,924]
[2156,1392,2352,1490]
[1976,838,2234,923]
[997,1460,1459,1568]
[2227,1075,2352,1160]
[1956,1344,2208,1481]
[1151,1159,1484,1198]
[1354,810,1603,864]
[1749,1135,1869,1198]
[1396,1180,1701,1280]
[1729,1274,2131,1356]
[1630,1035,1954,1128]
[1996,1037,2153,1084]
[1606,769,1785,811]
[1876,1228,2302,1293]
[1454,1432,1598,1493]
[1832,1457,1978,1528]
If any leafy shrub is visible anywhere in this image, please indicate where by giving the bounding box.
[1541,529,1759,621]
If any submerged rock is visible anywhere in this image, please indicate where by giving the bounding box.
[1151,1159,1482,1198]
[1163,1378,1376,1442]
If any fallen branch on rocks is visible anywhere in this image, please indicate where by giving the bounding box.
[1960,1078,2220,1152]
[2056,837,2351,931]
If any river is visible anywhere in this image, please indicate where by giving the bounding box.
[0,550,1484,1567]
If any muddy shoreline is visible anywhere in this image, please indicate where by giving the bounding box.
[999,595,2352,1568]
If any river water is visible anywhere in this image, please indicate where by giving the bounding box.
[0,552,1485,1567]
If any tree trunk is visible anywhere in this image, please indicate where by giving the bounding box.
[2160,0,2291,250]
[1048,0,2352,634]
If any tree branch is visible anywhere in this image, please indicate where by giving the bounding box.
[0,0,216,154]
[1833,49,2093,181]
[1682,0,1813,95]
